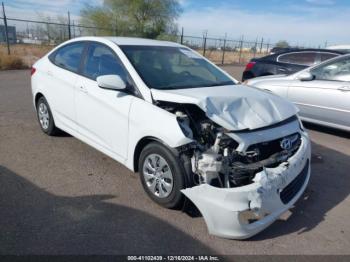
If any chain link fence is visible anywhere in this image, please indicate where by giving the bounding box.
[181,35,271,65]
[1,5,274,66]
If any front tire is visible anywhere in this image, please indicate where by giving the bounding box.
[36,96,59,136]
[139,142,186,209]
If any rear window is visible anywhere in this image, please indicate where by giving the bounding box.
[50,42,85,73]
[277,52,317,66]
[320,52,338,62]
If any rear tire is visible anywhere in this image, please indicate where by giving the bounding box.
[138,142,187,209]
[36,96,60,136]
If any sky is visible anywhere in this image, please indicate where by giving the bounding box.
[2,0,350,46]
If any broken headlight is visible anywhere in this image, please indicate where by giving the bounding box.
[175,111,194,139]
[297,115,305,132]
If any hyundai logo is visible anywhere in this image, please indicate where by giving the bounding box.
[280,134,299,151]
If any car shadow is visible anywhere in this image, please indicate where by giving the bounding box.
[0,166,214,255]
[250,141,350,240]
[304,122,350,139]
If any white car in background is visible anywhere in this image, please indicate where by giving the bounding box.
[246,54,350,132]
[327,45,350,53]
[31,37,311,239]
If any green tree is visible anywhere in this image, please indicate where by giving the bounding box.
[275,40,290,48]
[80,0,182,38]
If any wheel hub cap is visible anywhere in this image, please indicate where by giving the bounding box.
[38,103,50,130]
[142,154,174,198]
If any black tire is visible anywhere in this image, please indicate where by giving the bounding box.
[36,96,60,136]
[138,142,187,209]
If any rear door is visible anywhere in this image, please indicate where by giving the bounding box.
[276,51,318,75]
[47,42,86,131]
[288,56,350,128]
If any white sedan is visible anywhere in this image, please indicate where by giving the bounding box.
[31,37,311,239]
[246,54,350,132]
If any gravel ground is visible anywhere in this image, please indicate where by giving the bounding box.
[0,67,349,255]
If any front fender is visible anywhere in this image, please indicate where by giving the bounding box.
[125,98,193,171]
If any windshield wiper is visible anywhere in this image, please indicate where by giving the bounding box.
[156,81,234,90]
[203,81,234,87]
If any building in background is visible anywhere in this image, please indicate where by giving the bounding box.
[0,25,17,44]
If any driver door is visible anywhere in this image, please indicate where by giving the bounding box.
[287,56,350,128]
[75,42,135,159]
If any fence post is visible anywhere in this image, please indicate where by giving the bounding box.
[2,2,10,55]
[180,27,184,44]
[72,20,75,38]
[67,11,71,39]
[238,35,244,64]
[202,31,208,57]
[46,22,50,43]
[221,34,227,65]
[259,37,264,54]
[253,37,258,58]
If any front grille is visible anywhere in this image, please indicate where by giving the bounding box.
[246,133,301,161]
[280,160,309,204]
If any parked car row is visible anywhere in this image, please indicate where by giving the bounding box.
[242,48,345,81]
[244,50,350,132]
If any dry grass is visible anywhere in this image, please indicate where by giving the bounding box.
[0,55,26,70]
[0,44,53,70]
[0,44,267,70]
[196,49,267,65]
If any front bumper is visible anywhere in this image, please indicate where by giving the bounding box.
[181,133,311,239]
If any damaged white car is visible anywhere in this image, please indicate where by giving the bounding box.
[31,37,311,239]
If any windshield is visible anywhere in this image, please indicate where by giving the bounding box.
[120,45,235,90]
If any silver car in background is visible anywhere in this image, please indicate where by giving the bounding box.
[246,54,350,132]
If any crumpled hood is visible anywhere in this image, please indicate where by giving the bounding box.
[151,85,298,131]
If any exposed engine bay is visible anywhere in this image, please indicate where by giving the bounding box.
[156,101,302,189]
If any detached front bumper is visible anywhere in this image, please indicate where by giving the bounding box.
[181,133,311,239]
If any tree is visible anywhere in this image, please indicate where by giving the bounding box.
[80,0,182,38]
[275,40,290,48]
[35,14,70,44]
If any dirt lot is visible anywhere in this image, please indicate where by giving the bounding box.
[0,67,349,255]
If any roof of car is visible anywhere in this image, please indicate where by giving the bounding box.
[70,36,183,47]
[272,48,345,55]
[256,48,346,61]
[327,45,350,50]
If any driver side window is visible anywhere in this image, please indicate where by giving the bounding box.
[311,57,350,82]
[82,43,130,85]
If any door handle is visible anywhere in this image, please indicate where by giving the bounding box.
[338,86,350,92]
[79,86,88,93]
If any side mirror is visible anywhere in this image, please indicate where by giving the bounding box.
[97,75,126,90]
[298,71,314,81]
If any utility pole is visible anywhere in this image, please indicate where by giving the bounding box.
[2,2,10,55]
